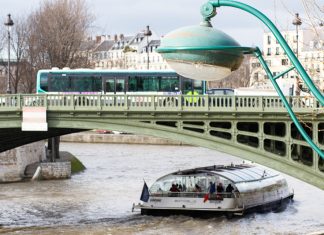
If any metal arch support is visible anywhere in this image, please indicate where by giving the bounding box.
[201,0,324,159]
[203,0,324,106]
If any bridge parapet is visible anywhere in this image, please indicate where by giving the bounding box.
[0,94,321,114]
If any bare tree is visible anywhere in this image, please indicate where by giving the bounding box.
[2,0,94,93]
[28,0,93,68]
[10,17,29,93]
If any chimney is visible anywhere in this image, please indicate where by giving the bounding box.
[114,34,118,42]
[96,36,101,43]
[120,34,124,40]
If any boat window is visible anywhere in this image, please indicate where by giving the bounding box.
[150,175,184,193]
[150,174,231,194]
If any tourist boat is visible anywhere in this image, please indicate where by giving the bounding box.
[132,163,294,218]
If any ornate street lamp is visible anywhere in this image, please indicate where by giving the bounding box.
[157,0,324,159]
[292,13,302,96]
[4,14,14,94]
[144,25,152,70]
[292,13,302,58]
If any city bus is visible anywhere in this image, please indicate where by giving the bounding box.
[36,68,206,95]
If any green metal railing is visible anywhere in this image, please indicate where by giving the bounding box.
[0,94,320,113]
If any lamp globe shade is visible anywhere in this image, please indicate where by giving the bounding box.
[158,24,251,81]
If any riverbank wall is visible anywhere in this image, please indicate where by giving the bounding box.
[0,132,183,183]
[61,132,186,145]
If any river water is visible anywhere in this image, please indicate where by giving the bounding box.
[0,143,323,235]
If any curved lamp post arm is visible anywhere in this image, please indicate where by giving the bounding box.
[200,0,324,160]
[202,0,324,106]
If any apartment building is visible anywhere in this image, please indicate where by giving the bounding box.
[90,28,170,70]
[250,27,324,92]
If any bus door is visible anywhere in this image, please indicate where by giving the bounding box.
[104,77,126,106]
[115,78,126,95]
[104,77,126,94]
[105,78,115,94]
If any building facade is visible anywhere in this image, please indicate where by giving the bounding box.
[90,29,171,70]
[250,27,324,92]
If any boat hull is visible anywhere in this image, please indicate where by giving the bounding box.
[139,193,294,218]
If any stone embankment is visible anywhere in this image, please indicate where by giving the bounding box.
[0,141,46,182]
[0,132,181,183]
[61,131,186,145]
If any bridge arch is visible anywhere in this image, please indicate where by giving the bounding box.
[50,118,324,189]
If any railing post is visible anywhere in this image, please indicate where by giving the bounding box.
[151,95,155,111]
[233,96,237,112]
[72,95,75,110]
[45,94,48,109]
[17,94,21,110]
[124,94,128,110]
[178,94,182,111]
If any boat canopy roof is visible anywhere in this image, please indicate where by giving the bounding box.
[171,164,279,183]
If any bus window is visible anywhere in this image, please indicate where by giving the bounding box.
[182,78,193,94]
[93,77,102,92]
[71,76,93,92]
[40,73,49,92]
[128,76,137,91]
[143,76,159,91]
[116,79,125,92]
[183,78,203,94]
[49,75,70,92]
[160,76,179,92]
[105,79,115,93]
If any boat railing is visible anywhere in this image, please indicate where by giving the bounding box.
[150,191,235,199]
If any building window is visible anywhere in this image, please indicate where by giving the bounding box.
[276,47,280,55]
[267,48,271,56]
[252,62,260,68]
[282,59,288,66]
[267,35,271,45]
[293,36,297,43]
[266,60,272,66]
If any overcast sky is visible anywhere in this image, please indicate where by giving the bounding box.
[0,0,316,47]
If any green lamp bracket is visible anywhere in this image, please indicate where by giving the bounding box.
[202,0,324,106]
[200,0,324,160]
[200,2,217,24]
